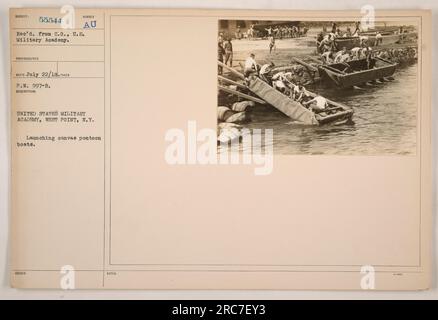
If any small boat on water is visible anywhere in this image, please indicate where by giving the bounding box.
[333,35,398,50]
[332,31,416,50]
[318,57,397,88]
[363,33,403,47]
[247,76,354,125]
[333,36,361,50]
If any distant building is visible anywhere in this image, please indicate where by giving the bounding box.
[219,20,258,35]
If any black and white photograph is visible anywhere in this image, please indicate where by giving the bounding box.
[217,20,418,155]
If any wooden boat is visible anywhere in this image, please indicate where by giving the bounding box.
[333,35,398,50]
[331,31,416,50]
[333,36,361,50]
[318,57,397,88]
[363,26,400,33]
[247,76,353,125]
[366,33,402,46]
[217,60,353,125]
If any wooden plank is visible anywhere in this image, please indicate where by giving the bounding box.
[218,85,266,104]
[270,65,296,73]
[247,77,318,125]
[292,57,319,72]
[218,75,247,89]
[375,56,397,66]
[218,61,245,80]
[321,64,347,74]
[306,56,324,64]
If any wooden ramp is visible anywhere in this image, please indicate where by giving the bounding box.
[247,77,318,125]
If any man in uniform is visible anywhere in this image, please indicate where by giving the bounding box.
[223,39,233,67]
[303,95,328,112]
[244,53,258,77]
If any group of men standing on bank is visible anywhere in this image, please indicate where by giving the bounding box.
[218,33,233,75]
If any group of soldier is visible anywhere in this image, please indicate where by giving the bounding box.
[233,23,309,40]
[242,54,328,112]
[375,47,418,64]
[320,45,374,65]
[316,23,376,67]
[218,34,233,75]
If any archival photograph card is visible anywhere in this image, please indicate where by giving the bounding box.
[9,8,432,290]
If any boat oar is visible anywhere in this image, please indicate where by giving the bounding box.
[292,57,318,72]
[306,56,323,64]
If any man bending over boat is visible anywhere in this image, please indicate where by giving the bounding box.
[350,47,361,60]
[244,53,258,77]
[359,45,373,60]
[362,46,374,69]
[359,36,369,47]
[303,95,328,113]
[259,62,275,82]
[319,33,335,53]
[292,83,309,103]
[271,71,293,94]
[334,47,350,63]
[321,50,334,64]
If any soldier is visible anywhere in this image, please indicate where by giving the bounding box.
[303,95,328,112]
[269,36,276,54]
[217,42,225,75]
[244,53,258,77]
[223,39,233,67]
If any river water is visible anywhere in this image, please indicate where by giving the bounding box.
[242,63,417,155]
